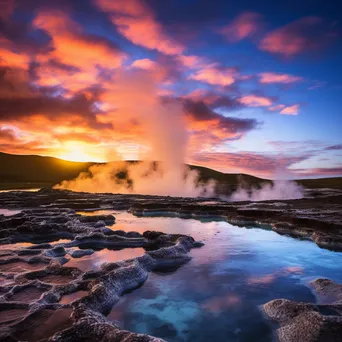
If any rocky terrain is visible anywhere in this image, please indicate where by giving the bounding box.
[263,279,342,342]
[0,204,202,341]
[1,187,342,250]
[0,188,341,341]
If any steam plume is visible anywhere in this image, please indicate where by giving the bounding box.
[54,70,216,197]
[229,179,304,202]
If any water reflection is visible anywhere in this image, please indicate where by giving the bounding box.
[0,209,22,216]
[102,212,342,342]
[66,247,146,272]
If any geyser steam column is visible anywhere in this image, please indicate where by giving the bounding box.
[55,69,216,197]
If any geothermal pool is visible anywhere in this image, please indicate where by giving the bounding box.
[76,211,342,342]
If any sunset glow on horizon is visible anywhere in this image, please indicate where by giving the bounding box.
[0,0,341,179]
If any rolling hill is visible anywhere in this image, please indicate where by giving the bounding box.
[0,152,341,191]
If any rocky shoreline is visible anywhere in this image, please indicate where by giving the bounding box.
[0,207,202,341]
[0,188,342,341]
[1,187,342,250]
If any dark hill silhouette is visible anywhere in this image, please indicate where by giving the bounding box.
[0,152,341,190]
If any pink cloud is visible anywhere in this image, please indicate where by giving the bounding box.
[191,152,310,178]
[238,95,273,107]
[220,12,262,42]
[259,72,303,84]
[94,0,184,55]
[189,63,237,86]
[177,55,203,68]
[131,58,156,70]
[280,104,300,115]
[259,17,338,57]
[269,104,286,111]
[292,167,342,177]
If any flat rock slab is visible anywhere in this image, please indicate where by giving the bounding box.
[0,308,28,326]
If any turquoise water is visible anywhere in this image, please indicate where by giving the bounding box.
[100,212,342,342]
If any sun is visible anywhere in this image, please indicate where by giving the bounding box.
[58,142,95,162]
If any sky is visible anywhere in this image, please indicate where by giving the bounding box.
[0,0,341,179]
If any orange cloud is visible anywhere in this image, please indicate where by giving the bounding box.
[238,95,273,107]
[280,104,300,115]
[220,12,262,42]
[0,48,29,69]
[259,17,338,57]
[33,10,124,72]
[189,63,237,86]
[95,0,184,55]
[259,72,302,84]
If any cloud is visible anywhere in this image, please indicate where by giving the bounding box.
[0,66,109,135]
[182,98,259,151]
[189,63,237,86]
[220,12,262,42]
[130,58,156,70]
[308,80,326,90]
[280,104,299,115]
[185,90,241,111]
[269,104,285,111]
[177,55,203,68]
[0,127,17,142]
[259,17,338,57]
[325,144,342,151]
[0,0,15,20]
[268,140,323,152]
[94,0,184,55]
[0,47,30,69]
[183,98,257,134]
[238,94,273,107]
[192,151,311,178]
[292,167,342,177]
[33,10,125,71]
[258,72,303,84]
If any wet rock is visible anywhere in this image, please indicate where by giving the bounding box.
[68,249,94,258]
[94,220,106,228]
[0,302,29,326]
[312,233,342,251]
[45,246,66,258]
[4,282,51,303]
[0,203,201,342]
[78,214,115,225]
[311,278,342,304]
[263,279,342,342]
[49,304,165,342]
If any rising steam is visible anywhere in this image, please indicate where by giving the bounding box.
[229,179,304,202]
[54,70,216,197]
[55,161,215,197]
